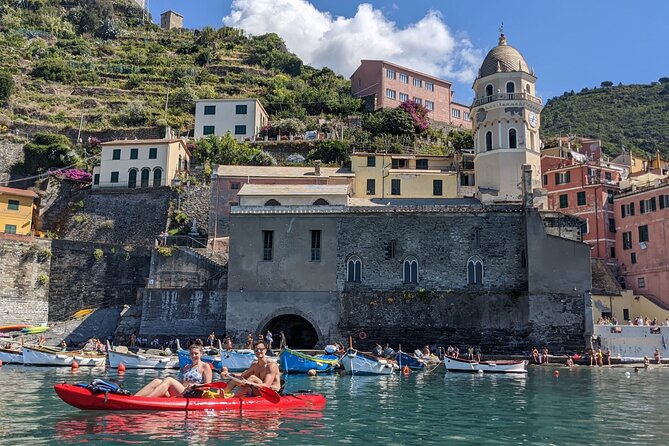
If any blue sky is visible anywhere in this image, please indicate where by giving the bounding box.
[149,0,669,103]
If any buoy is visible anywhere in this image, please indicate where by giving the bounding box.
[117,362,126,372]
[625,371,631,378]
[402,365,410,376]
[71,360,79,369]
[477,369,484,375]
[307,369,317,376]
[553,370,559,377]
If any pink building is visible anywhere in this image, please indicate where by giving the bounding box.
[350,60,471,128]
[614,180,669,306]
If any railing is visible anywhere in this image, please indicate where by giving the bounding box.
[472,92,542,107]
[93,181,164,189]
[161,235,208,249]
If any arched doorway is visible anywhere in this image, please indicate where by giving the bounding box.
[263,314,319,349]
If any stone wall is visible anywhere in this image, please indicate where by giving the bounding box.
[0,238,52,324]
[249,141,315,162]
[48,239,152,320]
[339,290,586,354]
[57,188,172,246]
[149,246,226,289]
[139,288,226,339]
[174,184,211,237]
[0,140,24,184]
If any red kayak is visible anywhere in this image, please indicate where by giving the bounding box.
[54,383,326,411]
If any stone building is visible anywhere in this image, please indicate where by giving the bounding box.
[160,10,183,30]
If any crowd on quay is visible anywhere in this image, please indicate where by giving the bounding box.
[596,315,669,326]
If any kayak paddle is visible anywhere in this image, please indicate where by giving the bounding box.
[226,375,280,403]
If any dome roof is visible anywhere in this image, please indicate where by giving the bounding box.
[478,34,531,79]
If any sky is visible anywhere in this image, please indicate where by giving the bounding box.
[148,0,669,104]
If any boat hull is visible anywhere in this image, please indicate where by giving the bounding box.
[279,348,338,374]
[54,383,326,411]
[108,350,179,369]
[395,351,427,370]
[22,346,106,367]
[444,357,528,373]
[340,350,396,375]
[0,347,23,364]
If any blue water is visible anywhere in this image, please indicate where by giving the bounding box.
[0,364,667,445]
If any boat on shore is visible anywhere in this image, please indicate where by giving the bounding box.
[22,345,106,367]
[0,324,32,332]
[443,356,528,374]
[107,343,179,369]
[279,347,339,374]
[21,326,50,335]
[0,346,23,364]
[177,341,257,372]
[54,383,326,411]
[340,349,397,375]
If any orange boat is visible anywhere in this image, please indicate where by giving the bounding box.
[0,324,32,332]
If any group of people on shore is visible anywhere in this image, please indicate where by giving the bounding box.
[597,315,669,327]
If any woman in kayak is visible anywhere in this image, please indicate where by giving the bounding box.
[135,343,212,397]
[222,340,280,397]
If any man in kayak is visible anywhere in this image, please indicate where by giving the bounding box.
[222,341,281,397]
[135,343,212,397]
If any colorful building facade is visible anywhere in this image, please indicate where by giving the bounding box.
[614,180,669,306]
[0,186,38,235]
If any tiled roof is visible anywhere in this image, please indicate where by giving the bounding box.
[0,186,38,198]
[214,165,353,178]
[238,184,350,196]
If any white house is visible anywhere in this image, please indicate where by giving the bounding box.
[194,98,269,141]
[92,137,190,189]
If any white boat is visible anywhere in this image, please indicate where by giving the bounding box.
[443,356,528,374]
[22,345,106,367]
[107,344,179,369]
[340,349,397,375]
[0,346,23,364]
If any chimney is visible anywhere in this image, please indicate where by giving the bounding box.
[164,126,172,139]
[521,164,533,209]
[314,160,321,176]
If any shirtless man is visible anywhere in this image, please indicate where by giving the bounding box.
[223,341,280,397]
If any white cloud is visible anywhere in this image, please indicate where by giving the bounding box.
[223,0,483,86]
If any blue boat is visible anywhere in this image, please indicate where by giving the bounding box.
[279,347,339,374]
[395,351,426,370]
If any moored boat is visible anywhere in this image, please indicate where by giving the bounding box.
[0,324,32,332]
[107,344,179,369]
[22,345,106,367]
[21,326,50,334]
[279,347,339,374]
[340,349,397,375]
[177,347,257,372]
[54,383,326,411]
[443,356,528,374]
[0,346,23,364]
[395,350,428,370]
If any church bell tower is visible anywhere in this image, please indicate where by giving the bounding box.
[472,33,543,203]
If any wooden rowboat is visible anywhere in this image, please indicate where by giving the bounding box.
[107,343,178,369]
[443,356,528,374]
[0,346,23,364]
[22,345,106,367]
[340,349,397,375]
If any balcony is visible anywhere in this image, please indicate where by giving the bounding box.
[472,92,542,108]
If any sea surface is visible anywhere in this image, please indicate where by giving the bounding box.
[0,364,667,445]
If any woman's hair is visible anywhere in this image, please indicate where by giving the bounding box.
[189,343,203,352]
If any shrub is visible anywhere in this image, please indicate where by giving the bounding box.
[250,150,277,166]
[120,100,147,126]
[174,211,188,224]
[307,140,349,164]
[125,74,141,90]
[23,132,73,173]
[0,72,14,102]
[93,248,104,261]
[399,100,430,133]
[37,274,49,285]
[73,215,86,223]
[30,58,75,82]
[155,246,173,257]
[40,248,52,259]
[100,219,115,230]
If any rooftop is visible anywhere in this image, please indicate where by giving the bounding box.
[101,138,186,146]
[214,165,353,178]
[0,186,39,198]
[478,34,531,79]
[237,184,350,196]
[355,60,452,86]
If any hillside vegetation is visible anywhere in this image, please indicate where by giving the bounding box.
[0,0,360,137]
[541,80,669,158]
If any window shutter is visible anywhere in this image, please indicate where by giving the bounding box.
[651,197,657,211]
[640,200,645,214]
[630,203,635,216]
[621,205,626,218]
[565,171,570,183]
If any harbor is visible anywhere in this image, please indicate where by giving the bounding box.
[0,362,667,445]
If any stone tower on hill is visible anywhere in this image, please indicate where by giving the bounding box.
[472,34,543,204]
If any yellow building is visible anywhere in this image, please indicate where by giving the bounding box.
[350,153,459,199]
[0,186,38,235]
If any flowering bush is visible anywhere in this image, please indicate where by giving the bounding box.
[399,100,430,133]
[56,168,92,183]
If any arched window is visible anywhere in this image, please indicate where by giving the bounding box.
[264,199,281,206]
[313,198,330,205]
[140,168,150,188]
[347,256,362,283]
[127,168,138,188]
[506,81,515,94]
[403,256,418,284]
[525,84,531,94]
[467,256,484,285]
[509,129,517,149]
[485,84,493,97]
[153,168,163,187]
[485,131,493,151]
